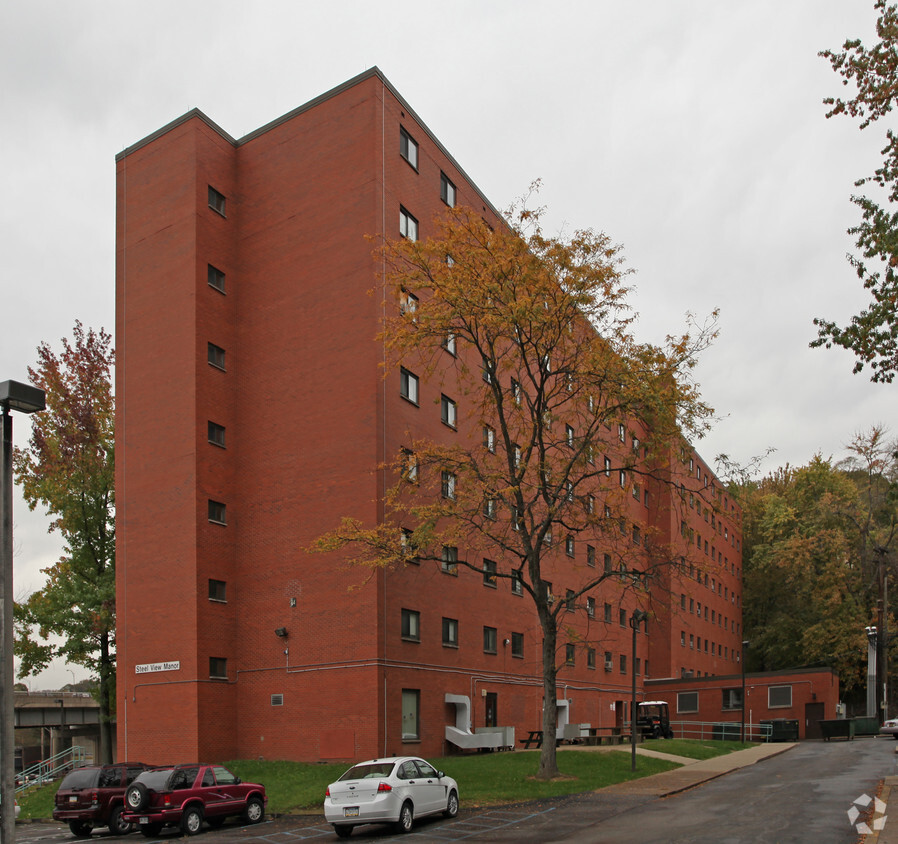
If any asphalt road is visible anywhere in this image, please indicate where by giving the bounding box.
[15,738,897,843]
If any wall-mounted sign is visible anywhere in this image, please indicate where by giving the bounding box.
[135,661,180,675]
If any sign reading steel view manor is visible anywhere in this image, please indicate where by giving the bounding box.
[135,661,180,674]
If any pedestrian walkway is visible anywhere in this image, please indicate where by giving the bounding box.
[868,773,898,844]
[568,741,797,797]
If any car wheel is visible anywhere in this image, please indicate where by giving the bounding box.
[68,821,93,838]
[138,823,162,838]
[180,806,204,836]
[108,805,134,836]
[443,790,459,818]
[242,796,265,824]
[396,801,414,834]
[333,826,353,839]
[125,783,149,812]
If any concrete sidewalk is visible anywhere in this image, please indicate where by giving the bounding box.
[568,741,797,797]
[868,774,898,844]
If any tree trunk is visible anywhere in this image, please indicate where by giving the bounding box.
[537,605,559,779]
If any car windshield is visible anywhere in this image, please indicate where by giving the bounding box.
[339,762,396,781]
[59,769,100,790]
[134,769,174,790]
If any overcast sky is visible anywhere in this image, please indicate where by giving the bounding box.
[2,1,892,688]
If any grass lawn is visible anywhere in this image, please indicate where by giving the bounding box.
[17,741,751,820]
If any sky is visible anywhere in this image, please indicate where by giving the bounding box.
[1,1,892,688]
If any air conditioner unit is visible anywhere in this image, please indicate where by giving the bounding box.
[604,660,613,672]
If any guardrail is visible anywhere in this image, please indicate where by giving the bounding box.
[16,746,89,793]
[668,720,772,741]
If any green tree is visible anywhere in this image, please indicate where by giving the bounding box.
[13,322,116,762]
[812,0,898,382]
[316,202,716,779]
[740,431,898,707]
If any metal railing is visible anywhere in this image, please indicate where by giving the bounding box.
[669,720,772,742]
[16,746,89,793]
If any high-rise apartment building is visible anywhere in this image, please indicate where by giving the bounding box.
[115,68,743,763]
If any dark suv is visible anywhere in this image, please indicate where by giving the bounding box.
[53,763,151,837]
[121,764,266,837]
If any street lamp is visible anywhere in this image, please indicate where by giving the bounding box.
[741,640,750,743]
[629,608,649,772]
[1,380,45,844]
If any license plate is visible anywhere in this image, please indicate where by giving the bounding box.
[344,807,359,818]
[68,796,77,803]
[138,818,150,825]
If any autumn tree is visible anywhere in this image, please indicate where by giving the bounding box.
[13,322,116,762]
[812,0,898,382]
[740,430,898,709]
[316,203,716,779]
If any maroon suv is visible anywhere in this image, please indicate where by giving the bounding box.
[121,764,266,837]
[53,762,151,837]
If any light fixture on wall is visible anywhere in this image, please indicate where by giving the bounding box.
[274,627,288,638]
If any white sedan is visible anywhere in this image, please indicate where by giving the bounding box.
[324,756,458,837]
[880,718,898,738]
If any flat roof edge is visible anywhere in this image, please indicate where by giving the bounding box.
[115,109,237,162]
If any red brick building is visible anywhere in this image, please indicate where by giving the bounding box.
[115,68,745,763]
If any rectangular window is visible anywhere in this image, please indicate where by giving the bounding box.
[618,423,626,442]
[208,421,226,448]
[207,264,225,293]
[401,689,420,740]
[619,608,627,627]
[209,657,228,679]
[587,647,596,669]
[400,289,418,318]
[604,456,612,477]
[635,658,641,676]
[566,424,575,448]
[401,609,420,641]
[399,207,418,240]
[483,626,497,654]
[511,570,523,595]
[400,367,419,404]
[401,448,418,482]
[207,342,226,370]
[443,333,457,355]
[604,652,613,671]
[565,535,575,557]
[400,127,418,169]
[208,186,226,216]
[586,596,595,618]
[769,685,793,708]
[604,602,612,623]
[483,497,497,520]
[442,617,459,648]
[441,471,456,500]
[208,500,227,525]
[566,644,575,666]
[586,545,595,567]
[604,554,612,574]
[400,528,418,563]
[482,356,492,383]
[619,654,627,674]
[677,691,699,714]
[483,425,496,453]
[482,558,497,587]
[722,689,743,710]
[511,631,524,658]
[208,579,226,602]
[565,589,576,612]
[441,395,457,428]
[441,545,458,574]
[440,172,456,206]
[511,379,521,405]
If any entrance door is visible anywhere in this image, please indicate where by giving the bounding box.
[485,693,498,727]
[805,702,825,740]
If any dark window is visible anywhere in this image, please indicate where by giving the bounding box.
[586,545,596,567]
[566,644,575,665]
[207,343,226,370]
[208,421,226,448]
[207,264,225,293]
[209,657,227,679]
[402,689,420,740]
[400,368,419,404]
[677,691,699,713]
[483,425,496,452]
[208,186,226,216]
[400,127,418,169]
[401,609,420,641]
[441,545,458,573]
[442,617,459,647]
[208,500,226,525]
[511,570,523,595]
[440,172,456,206]
[208,579,226,602]
[400,207,418,240]
[587,647,596,669]
[400,448,418,482]
[482,558,497,587]
[511,631,524,658]
[722,689,743,711]
[441,471,456,500]
[769,685,792,708]
[483,626,497,654]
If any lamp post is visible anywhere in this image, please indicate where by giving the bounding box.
[1,380,45,844]
[866,625,878,719]
[740,639,750,743]
[629,608,648,772]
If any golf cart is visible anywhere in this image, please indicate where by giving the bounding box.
[636,701,674,739]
